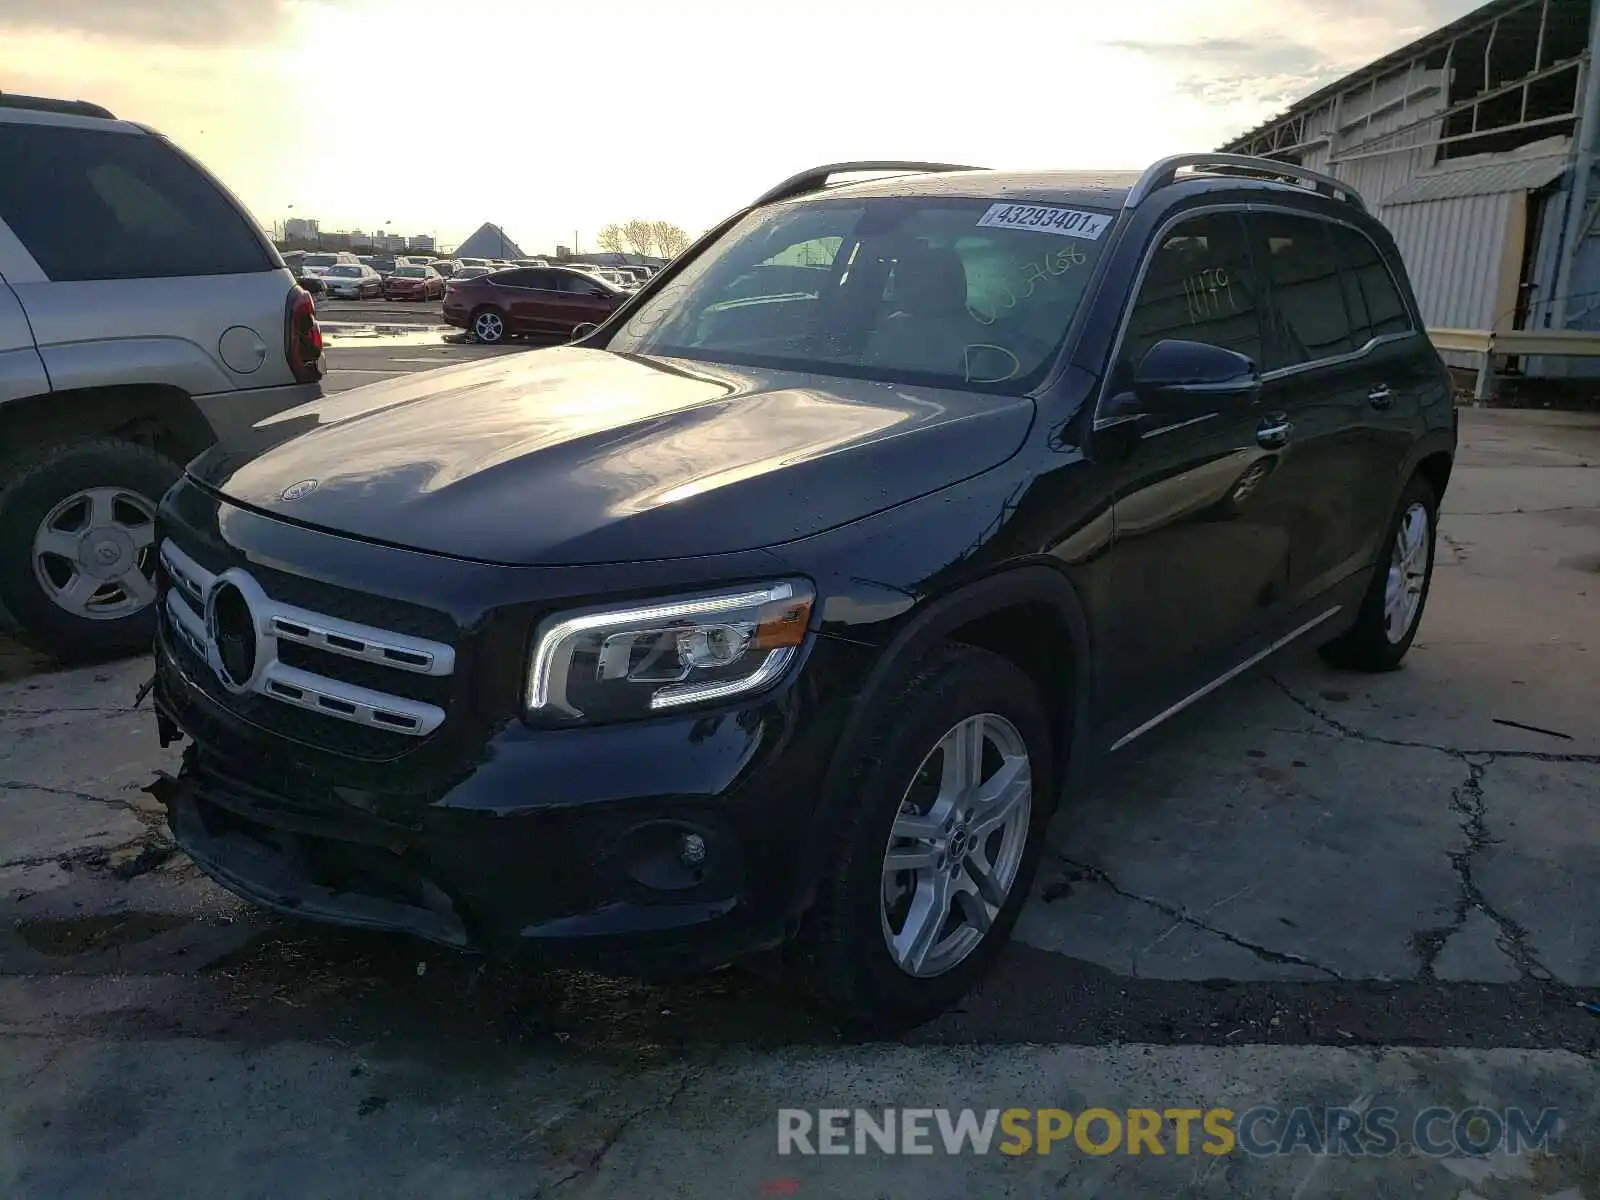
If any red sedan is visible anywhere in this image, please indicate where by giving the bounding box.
[442,266,626,343]
[383,265,446,301]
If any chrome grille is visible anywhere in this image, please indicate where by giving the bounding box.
[159,539,455,738]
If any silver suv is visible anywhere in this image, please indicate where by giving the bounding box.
[0,93,325,661]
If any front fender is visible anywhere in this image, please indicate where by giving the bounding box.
[792,564,1093,911]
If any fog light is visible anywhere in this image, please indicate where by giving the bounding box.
[679,832,707,867]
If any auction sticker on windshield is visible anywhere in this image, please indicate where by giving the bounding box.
[977,203,1112,239]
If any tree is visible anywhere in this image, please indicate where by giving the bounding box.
[650,220,691,258]
[596,224,625,254]
[620,219,657,256]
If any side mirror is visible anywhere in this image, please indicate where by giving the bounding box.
[1103,339,1260,425]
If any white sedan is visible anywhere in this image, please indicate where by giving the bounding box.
[319,263,383,299]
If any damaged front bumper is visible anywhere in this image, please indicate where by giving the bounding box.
[149,625,853,974]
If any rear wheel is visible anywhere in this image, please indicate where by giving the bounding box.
[0,437,181,662]
[793,644,1054,1030]
[1319,474,1438,671]
[471,307,508,344]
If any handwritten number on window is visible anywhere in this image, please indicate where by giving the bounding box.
[1182,267,1237,324]
[973,242,1088,325]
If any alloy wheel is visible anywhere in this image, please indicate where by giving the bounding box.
[31,487,159,620]
[1384,500,1430,643]
[880,712,1033,978]
[473,311,505,342]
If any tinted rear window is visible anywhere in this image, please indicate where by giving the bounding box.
[0,125,272,281]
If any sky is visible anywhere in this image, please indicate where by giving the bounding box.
[1,0,1486,254]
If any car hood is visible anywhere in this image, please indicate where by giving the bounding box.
[189,347,1033,566]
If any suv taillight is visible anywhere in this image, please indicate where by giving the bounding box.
[285,286,325,383]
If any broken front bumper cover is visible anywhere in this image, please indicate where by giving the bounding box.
[151,768,472,950]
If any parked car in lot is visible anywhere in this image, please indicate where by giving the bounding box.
[456,257,491,269]
[0,92,323,661]
[148,156,1454,1028]
[432,259,460,277]
[450,264,495,282]
[383,264,445,301]
[279,250,327,299]
[303,251,360,273]
[442,265,625,343]
[320,263,383,298]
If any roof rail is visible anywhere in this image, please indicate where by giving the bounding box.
[1125,153,1365,211]
[0,92,117,120]
[753,161,984,207]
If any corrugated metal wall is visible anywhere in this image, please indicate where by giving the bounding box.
[1229,62,1559,367]
[1379,193,1514,329]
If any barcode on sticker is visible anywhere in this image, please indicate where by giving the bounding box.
[976,203,1112,240]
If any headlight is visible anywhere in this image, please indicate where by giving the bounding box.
[526,581,814,723]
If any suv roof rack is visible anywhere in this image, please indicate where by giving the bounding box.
[1126,153,1365,212]
[753,161,984,207]
[0,92,117,120]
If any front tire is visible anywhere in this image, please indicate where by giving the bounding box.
[794,644,1054,1030]
[0,437,181,663]
[1319,474,1438,672]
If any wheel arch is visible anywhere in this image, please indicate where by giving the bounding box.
[0,384,213,468]
[1413,447,1453,504]
[796,565,1092,907]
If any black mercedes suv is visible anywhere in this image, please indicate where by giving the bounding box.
[150,155,1457,1028]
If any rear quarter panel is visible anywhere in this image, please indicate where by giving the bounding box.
[14,270,298,394]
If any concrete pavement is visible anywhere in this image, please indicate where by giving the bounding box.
[1,403,1596,1197]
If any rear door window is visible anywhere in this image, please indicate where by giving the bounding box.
[1252,212,1358,368]
[1328,223,1413,339]
[0,125,271,281]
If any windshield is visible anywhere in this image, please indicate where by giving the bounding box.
[395,267,428,277]
[607,196,1113,390]
[303,254,338,267]
[328,265,362,277]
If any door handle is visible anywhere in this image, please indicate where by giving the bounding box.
[1368,384,1394,409]
[1256,415,1293,449]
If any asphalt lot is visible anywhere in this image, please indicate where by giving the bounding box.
[315,297,529,393]
[1,349,1597,1195]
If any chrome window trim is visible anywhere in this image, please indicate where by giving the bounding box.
[158,539,454,738]
[1090,202,1421,433]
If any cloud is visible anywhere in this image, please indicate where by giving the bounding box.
[0,0,296,44]
[1104,36,1328,79]
[1100,0,1488,135]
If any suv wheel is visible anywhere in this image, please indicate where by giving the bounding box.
[0,437,181,663]
[795,644,1054,1029]
[471,307,507,344]
[1319,474,1438,672]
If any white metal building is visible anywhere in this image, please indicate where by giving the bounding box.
[1220,0,1600,375]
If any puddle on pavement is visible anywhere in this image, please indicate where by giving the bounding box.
[16,913,190,956]
[320,324,454,348]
